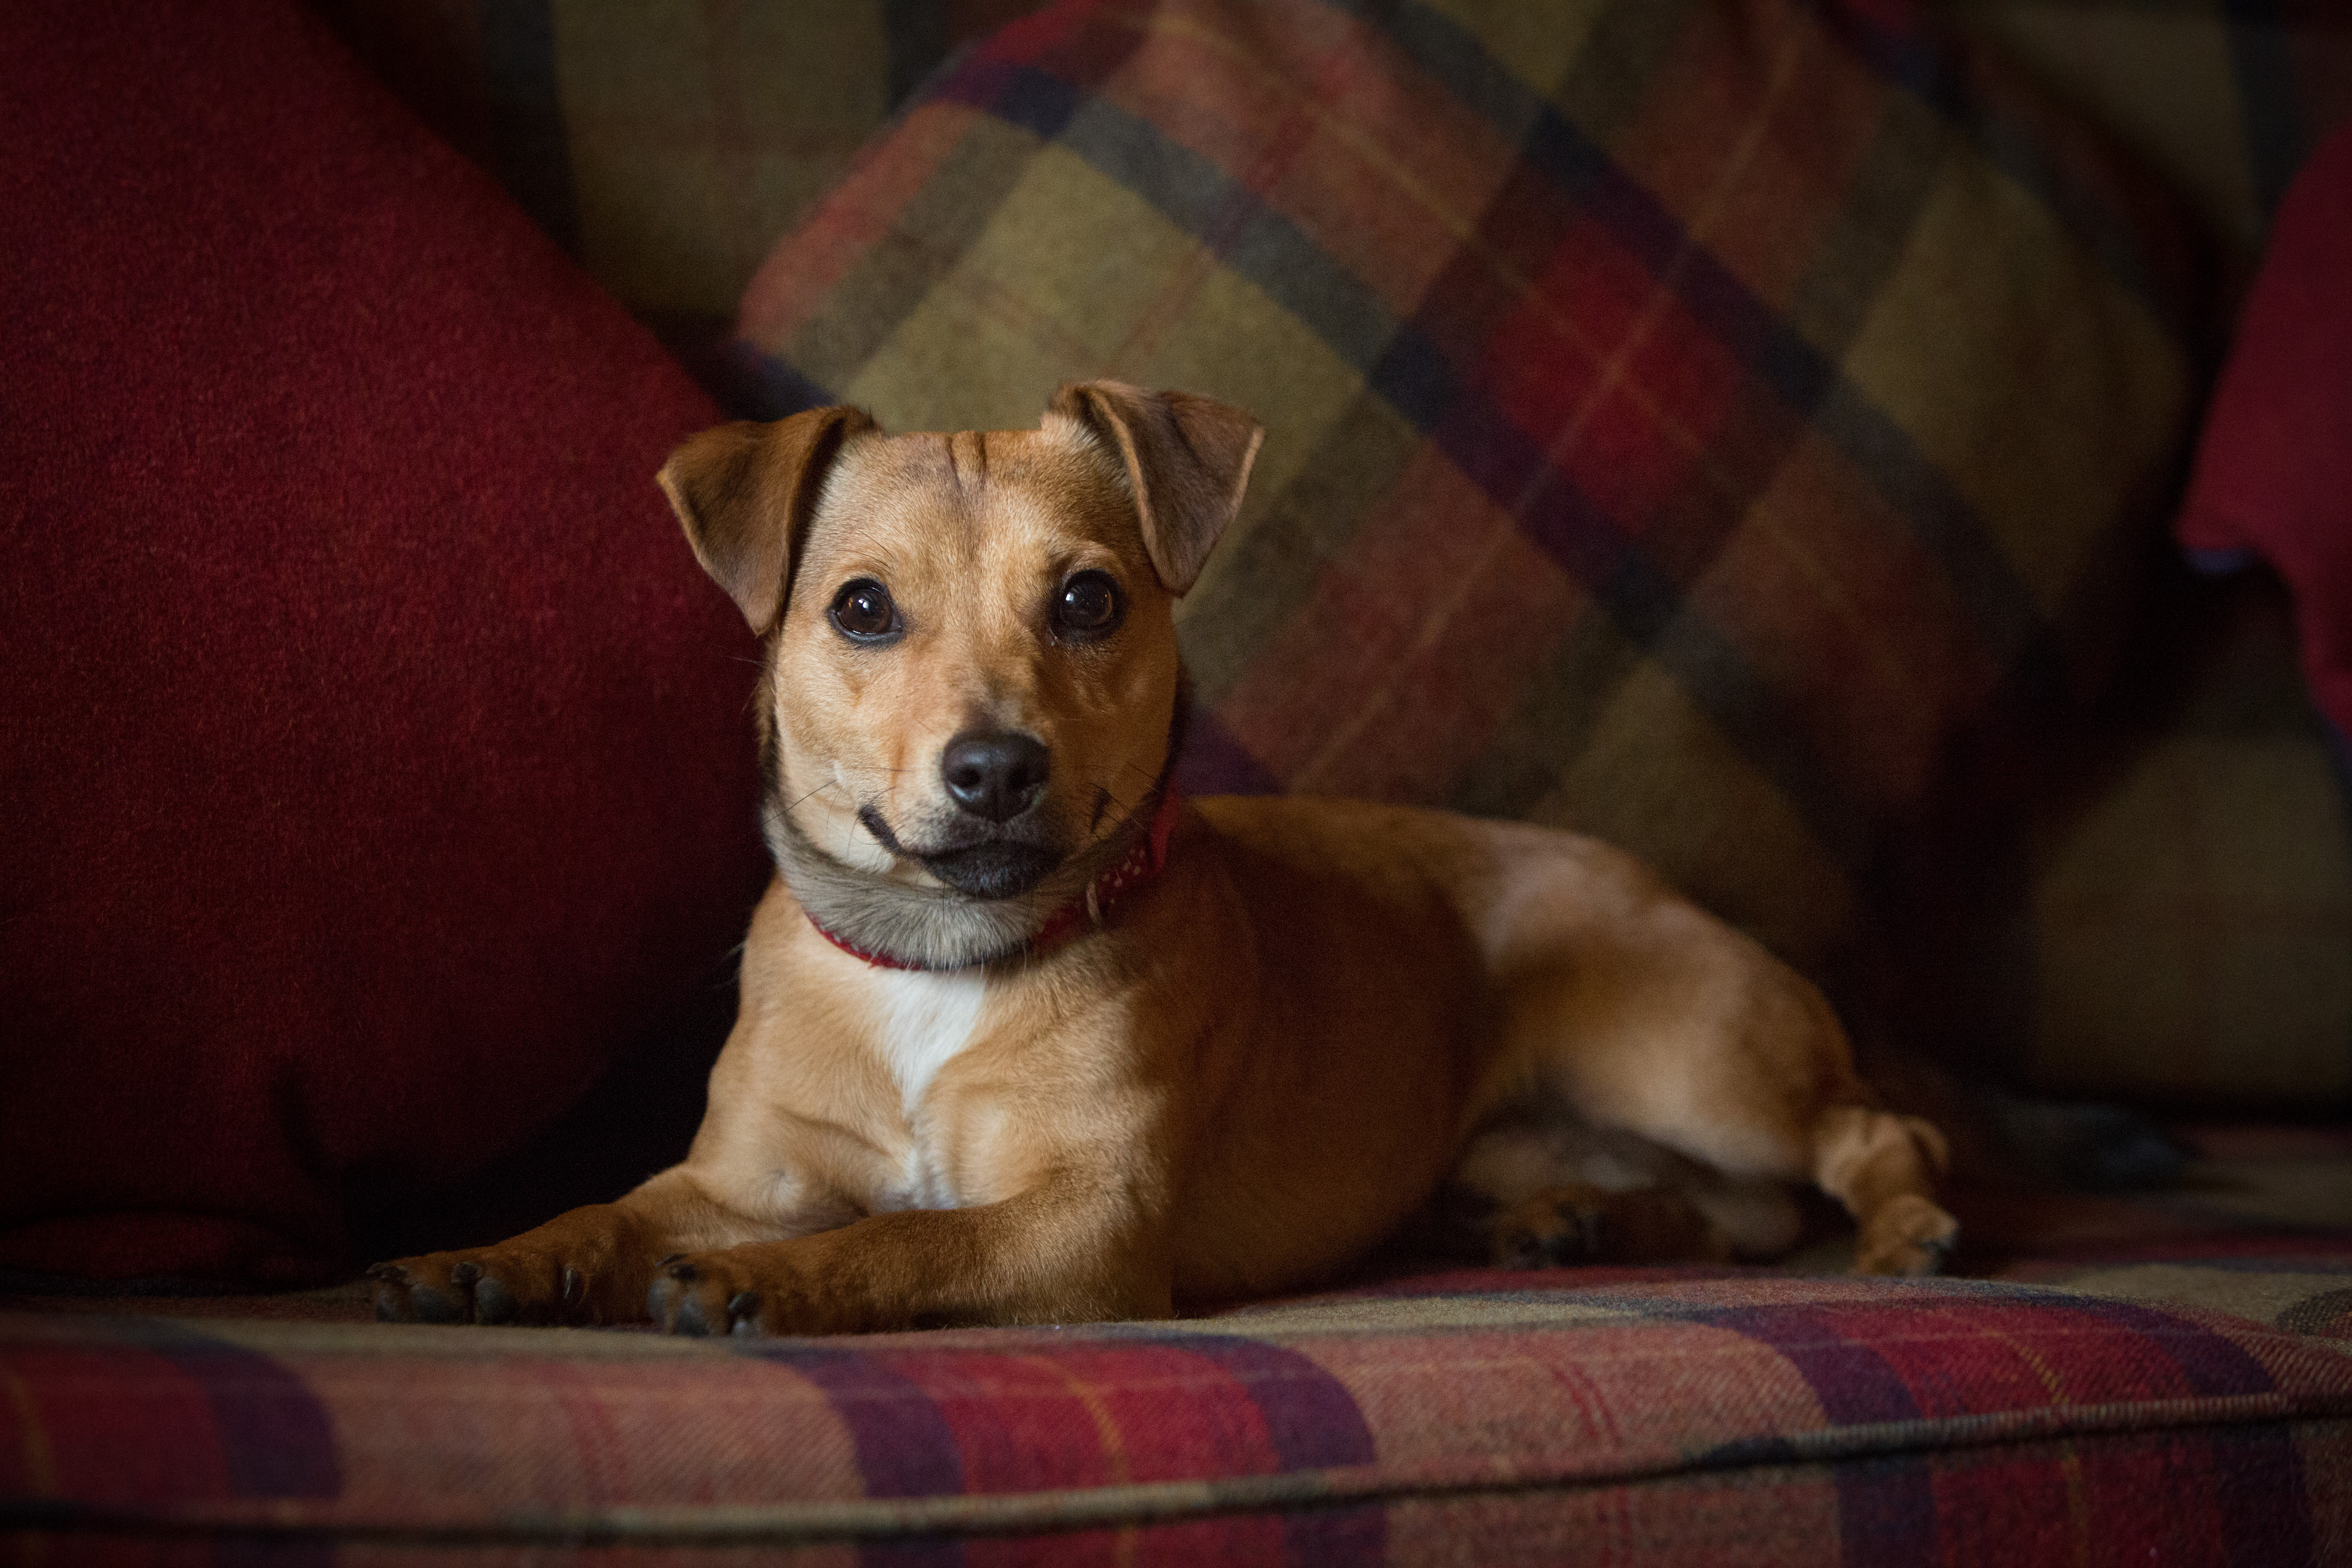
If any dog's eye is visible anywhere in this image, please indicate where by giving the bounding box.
[829,579,900,642]
[1053,570,1123,642]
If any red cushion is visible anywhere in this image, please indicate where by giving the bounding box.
[2178,121,2352,742]
[0,0,765,1286]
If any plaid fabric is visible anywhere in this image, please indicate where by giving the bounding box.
[1942,0,2352,267]
[2020,578,2352,1107]
[1889,570,2352,1108]
[728,0,2202,987]
[8,1265,2352,1562]
[308,0,2350,321]
[308,0,1048,320]
[8,1128,2350,1565]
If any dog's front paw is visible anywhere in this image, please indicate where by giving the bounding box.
[648,1250,819,1338]
[369,1247,594,1326]
[1852,1194,1960,1277]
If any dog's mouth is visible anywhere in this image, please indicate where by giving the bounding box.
[915,840,1062,900]
[858,804,1063,901]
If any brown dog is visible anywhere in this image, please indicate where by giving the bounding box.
[371,382,1957,1334]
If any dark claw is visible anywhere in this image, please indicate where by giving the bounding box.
[726,1290,762,1334]
[1920,1230,1958,1276]
[373,1290,405,1323]
[560,1266,584,1306]
[473,1274,518,1324]
[672,1292,712,1337]
[657,1252,686,1267]
[406,1284,463,1325]
[668,1261,699,1283]
[449,1260,481,1285]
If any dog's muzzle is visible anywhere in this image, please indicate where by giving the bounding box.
[851,730,1065,900]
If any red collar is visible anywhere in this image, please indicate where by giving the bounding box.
[809,790,1183,971]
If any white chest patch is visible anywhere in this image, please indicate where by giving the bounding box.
[862,966,989,1210]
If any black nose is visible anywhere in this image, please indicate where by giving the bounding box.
[940,731,1050,822]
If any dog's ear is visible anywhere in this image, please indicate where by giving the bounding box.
[657,405,876,635]
[1048,381,1264,595]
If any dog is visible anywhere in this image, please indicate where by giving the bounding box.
[370,381,1958,1334]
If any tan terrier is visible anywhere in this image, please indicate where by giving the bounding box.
[372,382,1957,1334]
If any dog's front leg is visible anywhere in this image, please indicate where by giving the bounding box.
[370,1167,768,1326]
[648,1176,1164,1336]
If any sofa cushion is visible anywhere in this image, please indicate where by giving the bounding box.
[8,1254,2351,1563]
[1946,0,2352,269]
[0,0,766,1287]
[9,1126,2345,1564]
[312,0,2352,328]
[726,0,2203,1006]
[1896,572,2352,1109]
[307,0,1054,323]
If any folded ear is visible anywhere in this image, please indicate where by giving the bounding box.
[1047,381,1263,595]
[656,405,877,635]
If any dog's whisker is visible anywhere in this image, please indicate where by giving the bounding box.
[780,779,840,816]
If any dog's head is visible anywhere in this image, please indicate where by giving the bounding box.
[659,381,1262,966]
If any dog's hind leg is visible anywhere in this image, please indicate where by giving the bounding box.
[1809,1105,1957,1275]
[1452,1113,1802,1267]
[1470,918,1956,1274]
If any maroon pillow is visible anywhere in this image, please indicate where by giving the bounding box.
[0,0,765,1286]
[2178,120,2352,746]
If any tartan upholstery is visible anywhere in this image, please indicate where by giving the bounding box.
[8,1130,2348,1565]
[309,0,1047,320]
[1945,0,2352,266]
[1928,574,2352,1108]
[9,1265,2352,1561]
[309,0,2352,317]
[728,0,2202,991]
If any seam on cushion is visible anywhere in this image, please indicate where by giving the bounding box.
[7,1387,2351,1547]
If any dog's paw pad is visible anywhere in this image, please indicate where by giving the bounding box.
[405,1283,465,1324]
[648,1260,700,1331]
[473,1273,519,1325]
[649,1258,777,1336]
